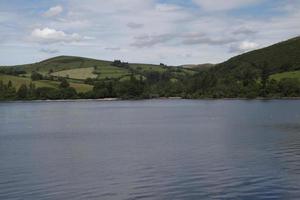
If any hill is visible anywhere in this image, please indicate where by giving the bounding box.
[2,36,300,100]
[181,63,215,71]
[215,36,300,75]
[0,56,196,99]
[2,55,196,81]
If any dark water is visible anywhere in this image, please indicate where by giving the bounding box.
[1,100,300,200]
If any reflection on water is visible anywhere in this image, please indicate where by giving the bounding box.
[1,100,300,199]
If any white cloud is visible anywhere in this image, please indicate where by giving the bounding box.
[43,5,63,17]
[131,34,175,48]
[155,4,182,12]
[230,41,260,53]
[1,0,300,66]
[192,0,261,11]
[105,47,121,51]
[127,22,144,29]
[30,28,83,44]
[182,34,237,45]
[40,48,60,54]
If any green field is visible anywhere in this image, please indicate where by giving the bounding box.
[51,67,97,80]
[68,82,93,93]
[0,75,92,93]
[130,63,167,73]
[270,70,300,81]
[95,65,129,79]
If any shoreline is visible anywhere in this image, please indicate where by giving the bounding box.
[2,97,300,103]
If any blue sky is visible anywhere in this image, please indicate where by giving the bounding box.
[0,0,299,65]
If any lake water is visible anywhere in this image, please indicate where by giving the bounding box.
[1,100,300,200]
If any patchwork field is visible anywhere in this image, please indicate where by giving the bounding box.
[130,63,167,73]
[1,56,196,86]
[95,65,129,79]
[51,67,97,80]
[0,75,92,93]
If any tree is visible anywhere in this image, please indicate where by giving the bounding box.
[59,78,70,88]
[266,79,279,97]
[261,62,271,97]
[85,78,95,85]
[8,80,12,88]
[17,84,28,99]
[28,82,36,99]
[279,78,300,97]
[0,80,3,90]
[31,71,43,81]
[59,87,77,99]
[111,60,129,68]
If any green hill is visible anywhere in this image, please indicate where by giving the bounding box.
[0,56,196,96]
[3,55,195,80]
[2,36,299,100]
[215,36,300,75]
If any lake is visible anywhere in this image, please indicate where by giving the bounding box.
[1,100,300,199]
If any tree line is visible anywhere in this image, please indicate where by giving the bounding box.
[1,62,300,101]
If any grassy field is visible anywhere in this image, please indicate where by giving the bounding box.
[51,67,97,80]
[270,70,300,81]
[0,75,92,93]
[130,63,167,73]
[68,82,93,93]
[0,75,56,88]
[95,65,129,79]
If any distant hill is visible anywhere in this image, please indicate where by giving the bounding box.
[215,36,300,74]
[2,55,195,81]
[1,37,300,100]
[181,63,215,70]
[0,56,196,94]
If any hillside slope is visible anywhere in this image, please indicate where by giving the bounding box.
[2,56,195,80]
[216,36,300,74]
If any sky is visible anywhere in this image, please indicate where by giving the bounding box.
[0,0,299,66]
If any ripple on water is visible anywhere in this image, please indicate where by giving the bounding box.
[1,100,300,199]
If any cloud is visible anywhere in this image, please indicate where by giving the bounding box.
[230,41,260,53]
[131,31,238,48]
[182,34,237,45]
[232,27,257,36]
[155,4,182,12]
[192,0,261,11]
[1,0,300,66]
[131,34,175,48]
[43,5,63,17]
[40,48,60,54]
[30,27,83,44]
[127,22,144,29]
[105,47,121,51]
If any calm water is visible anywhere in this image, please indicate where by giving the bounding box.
[1,100,300,200]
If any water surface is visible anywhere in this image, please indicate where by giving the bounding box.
[1,100,300,199]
